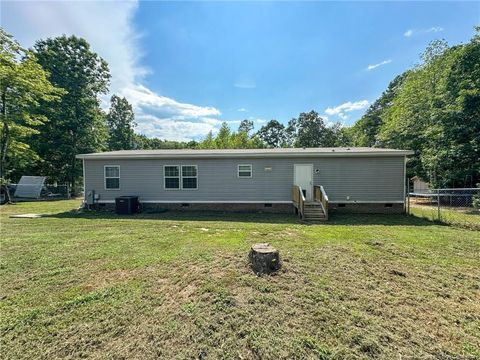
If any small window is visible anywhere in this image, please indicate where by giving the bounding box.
[104,165,120,190]
[182,165,198,189]
[238,164,252,178]
[164,165,180,189]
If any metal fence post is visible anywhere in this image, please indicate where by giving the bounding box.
[437,189,441,221]
[407,179,410,215]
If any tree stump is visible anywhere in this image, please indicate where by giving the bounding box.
[249,243,281,275]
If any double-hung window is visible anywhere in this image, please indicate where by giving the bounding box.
[164,165,180,189]
[164,165,198,190]
[104,165,120,190]
[181,165,198,190]
[238,164,252,178]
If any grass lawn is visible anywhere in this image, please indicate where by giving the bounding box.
[409,203,480,231]
[1,200,479,359]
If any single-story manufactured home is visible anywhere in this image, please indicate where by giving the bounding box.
[76,147,413,220]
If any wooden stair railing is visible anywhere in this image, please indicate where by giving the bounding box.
[292,185,305,219]
[313,185,329,221]
[293,185,329,222]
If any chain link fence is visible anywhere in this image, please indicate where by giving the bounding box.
[407,188,480,230]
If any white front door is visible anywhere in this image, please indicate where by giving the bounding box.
[294,164,313,200]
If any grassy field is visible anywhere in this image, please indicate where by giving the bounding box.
[1,200,479,359]
[409,203,480,231]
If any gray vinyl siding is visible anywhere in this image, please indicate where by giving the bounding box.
[84,156,405,203]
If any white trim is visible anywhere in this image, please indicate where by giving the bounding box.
[104,165,120,190]
[97,200,293,204]
[294,163,314,201]
[237,164,252,178]
[163,164,199,190]
[164,165,180,190]
[330,200,405,204]
[181,164,198,190]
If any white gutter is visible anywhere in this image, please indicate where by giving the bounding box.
[76,151,414,160]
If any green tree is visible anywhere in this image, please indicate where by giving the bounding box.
[214,122,231,149]
[378,35,479,187]
[238,119,254,134]
[197,131,215,149]
[107,95,136,150]
[257,120,287,148]
[0,29,63,181]
[441,28,480,187]
[288,111,332,147]
[350,73,407,147]
[133,133,193,149]
[33,35,110,193]
[326,123,353,147]
[197,122,263,149]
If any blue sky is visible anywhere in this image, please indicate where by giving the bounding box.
[2,1,479,141]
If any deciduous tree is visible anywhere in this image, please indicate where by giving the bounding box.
[257,120,287,148]
[107,95,136,150]
[0,29,62,181]
[288,111,331,147]
[33,35,110,193]
[238,119,254,134]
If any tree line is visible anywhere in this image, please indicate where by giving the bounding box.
[1,27,479,194]
[349,31,480,188]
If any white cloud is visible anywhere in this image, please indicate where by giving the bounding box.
[404,27,444,37]
[366,59,392,71]
[427,27,444,33]
[123,84,220,118]
[319,115,335,127]
[135,115,222,142]
[234,78,256,89]
[2,0,222,141]
[237,108,248,112]
[325,100,369,120]
[247,116,268,125]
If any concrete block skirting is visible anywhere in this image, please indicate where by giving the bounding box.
[95,202,404,214]
[96,202,295,214]
[329,203,404,214]
[142,202,295,213]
